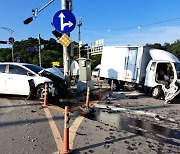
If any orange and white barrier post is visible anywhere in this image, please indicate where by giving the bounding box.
[98,82,102,101]
[96,76,99,85]
[61,106,71,154]
[109,80,114,96]
[42,83,48,107]
[85,87,90,108]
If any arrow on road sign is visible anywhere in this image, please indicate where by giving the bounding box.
[59,13,73,31]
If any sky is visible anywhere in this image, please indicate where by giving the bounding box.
[1,0,180,48]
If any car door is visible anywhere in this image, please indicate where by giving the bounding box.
[144,61,157,87]
[0,64,7,93]
[5,64,31,95]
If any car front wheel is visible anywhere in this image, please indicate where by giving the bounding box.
[36,84,45,100]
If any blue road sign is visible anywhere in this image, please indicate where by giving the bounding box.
[53,10,76,34]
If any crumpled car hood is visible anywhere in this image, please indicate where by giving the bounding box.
[39,67,65,80]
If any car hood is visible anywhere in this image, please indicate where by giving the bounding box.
[39,67,65,80]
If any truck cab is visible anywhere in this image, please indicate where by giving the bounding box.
[144,49,180,102]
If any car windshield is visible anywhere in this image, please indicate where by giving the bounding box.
[174,62,180,79]
[23,64,43,74]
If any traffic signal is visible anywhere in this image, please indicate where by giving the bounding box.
[24,17,33,24]
[0,41,8,44]
[52,30,62,38]
[9,37,14,44]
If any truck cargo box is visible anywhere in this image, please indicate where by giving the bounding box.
[100,46,151,84]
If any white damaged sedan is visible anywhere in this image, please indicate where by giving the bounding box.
[0,62,67,99]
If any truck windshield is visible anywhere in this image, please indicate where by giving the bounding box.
[175,62,180,79]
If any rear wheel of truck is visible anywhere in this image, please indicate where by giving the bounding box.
[151,86,163,99]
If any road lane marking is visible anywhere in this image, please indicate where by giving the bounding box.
[43,104,85,150]
[69,116,84,149]
[48,105,85,149]
[48,105,65,112]
[43,107,63,151]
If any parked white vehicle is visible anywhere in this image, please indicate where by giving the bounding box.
[92,64,101,78]
[0,62,66,99]
[100,46,180,103]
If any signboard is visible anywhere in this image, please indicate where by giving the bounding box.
[52,61,60,67]
[59,34,72,47]
[91,39,104,55]
[53,10,76,34]
[27,47,36,52]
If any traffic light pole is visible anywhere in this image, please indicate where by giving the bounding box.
[12,44,14,62]
[0,27,14,62]
[61,0,70,76]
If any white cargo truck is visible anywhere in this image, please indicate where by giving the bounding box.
[100,46,180,103]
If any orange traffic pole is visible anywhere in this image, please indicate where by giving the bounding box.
[96,76,99,85]
[61,106,71,154]
[98,82,102,101]
[42,83,48,107]
[109,80,114,96]
[85,87,90,108]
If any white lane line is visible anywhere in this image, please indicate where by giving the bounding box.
[69,116,84,149]
[43,107,63,151]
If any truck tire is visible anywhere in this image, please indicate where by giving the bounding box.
[151,86,163,99]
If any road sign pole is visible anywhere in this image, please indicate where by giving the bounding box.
[61,0,70,76]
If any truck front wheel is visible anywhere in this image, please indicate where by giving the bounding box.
[151,86,163,99]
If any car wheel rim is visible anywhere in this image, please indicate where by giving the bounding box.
[153,88,159,96]
[37,87,45,99]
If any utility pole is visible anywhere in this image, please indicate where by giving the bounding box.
[11,40,14,62]
[77,18,82,58]
[38,34,42,67]
[61,0,71,76]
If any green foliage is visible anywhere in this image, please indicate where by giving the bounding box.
[41,50,63,68]
[166,40,180,59]
[0,38,180,69]
[0,37,63,68]
[0,48,12,62]
[90,54,101,69]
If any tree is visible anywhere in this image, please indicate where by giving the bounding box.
[0,37,64,67]
[167,40,180,59]
[1,38,179,68]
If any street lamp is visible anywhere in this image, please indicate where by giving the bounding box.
[0,27,15,62]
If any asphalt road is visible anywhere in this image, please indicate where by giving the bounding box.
[0,89,179,154]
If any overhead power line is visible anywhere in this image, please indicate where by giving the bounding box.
[83,17,180,31]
